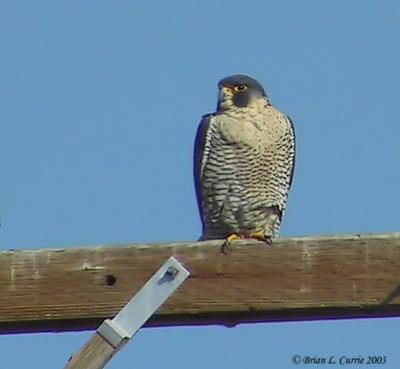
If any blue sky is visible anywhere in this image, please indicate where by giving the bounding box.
[1,1,400,368]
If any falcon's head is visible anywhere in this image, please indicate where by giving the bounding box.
[217,74,267,112]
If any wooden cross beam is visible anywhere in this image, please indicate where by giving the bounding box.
[1,232,400,335]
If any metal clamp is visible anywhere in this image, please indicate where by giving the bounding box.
[97,256,190,348]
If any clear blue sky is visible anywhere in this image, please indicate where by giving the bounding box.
[1,1,399,368]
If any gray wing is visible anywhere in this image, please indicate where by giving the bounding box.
[193,114,213,228]
[286,115,296,190]
[274,113,296,221]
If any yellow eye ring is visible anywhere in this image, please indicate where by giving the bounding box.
[234,84,247,92]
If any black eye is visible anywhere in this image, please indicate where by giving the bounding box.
[235,84,247,92]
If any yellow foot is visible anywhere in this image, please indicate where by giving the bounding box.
[248,230,272,245]
[221,233,242,254]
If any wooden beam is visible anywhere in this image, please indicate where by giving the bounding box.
[64,333,115,369]
[64,257,190,369]
[1,232,400,335]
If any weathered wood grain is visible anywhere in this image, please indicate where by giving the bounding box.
[1,233,400,334]
[63,333,116,369]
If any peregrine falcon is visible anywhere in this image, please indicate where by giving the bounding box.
[193,74,295,252]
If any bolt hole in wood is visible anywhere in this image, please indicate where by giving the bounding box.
[105,274,117,286]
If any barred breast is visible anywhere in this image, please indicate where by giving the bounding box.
[199,102,295,240]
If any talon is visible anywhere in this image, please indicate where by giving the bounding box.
[248,231,272,245]
[221,233,241,254]
[264,236,272,245]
